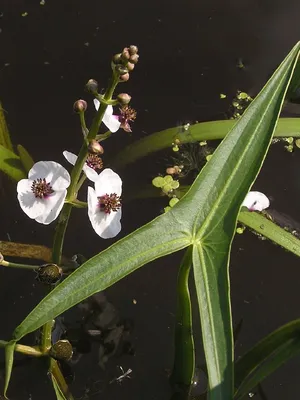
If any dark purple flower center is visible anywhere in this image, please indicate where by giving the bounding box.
[86,153,103,171]
[98,193,121,214]
[31,178,54,198]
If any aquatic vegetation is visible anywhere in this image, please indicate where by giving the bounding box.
[1,42,300,400]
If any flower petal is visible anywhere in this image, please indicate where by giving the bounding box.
[28,161,71,191]
[35,190,67,225]
[17,191,46,219]
[103,112,121,133]
[83,165,99,182]
[95,169,122,197]
[17,178,33,194]
[88,186,121,238]
[242,191,270,211]
[93,98,100,111]
[93,100,120,133]
[63,151,77,166]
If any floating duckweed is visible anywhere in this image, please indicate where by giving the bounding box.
[172,144,179,152]
[206,154,213,162]
[295,139,300,148]
[284,144,294,153]
[152,176,165,188]
[170,180,179,189]
[164,175,173,183]
[284,137,294,144]
[40,0,45,5]
[169,197,179,207]
[220,93,226,99]
[164,206,171,213]
[232,101,239,108]
[236,226,245,234]
[162,184,173,194]
[199,140,207,146]
[21,12,28,17]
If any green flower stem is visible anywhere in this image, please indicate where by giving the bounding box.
[50,358,74,400]
[65,199,87,208]
[96,130,112,142]
[170,246,195,388]
[44,72,120,355]
[0,340,44,357]
[0,260,38,270]
[41,319,54,354]
[79,112,89,137]
[76,173,86,193]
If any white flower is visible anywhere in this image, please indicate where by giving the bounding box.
[242,191,270,211]
[17,161,70,225]
[93,99,121,133]
[63,150,102,182]
[88,168,122,239]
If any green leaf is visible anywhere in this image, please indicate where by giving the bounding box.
[0,103,13,152]
[234,319,300,399]
[110,117,300,169]
[0,144,26,181]
[17,144,34,173]
[3,340,16,398]
[13,216,191,339]
[170,247,195,388]
[239,210,300,257]
[176,41,299,399]
[12,42,300,400]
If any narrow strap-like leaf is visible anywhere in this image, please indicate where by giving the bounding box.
[3,340,16,398]
[234,319,300,399]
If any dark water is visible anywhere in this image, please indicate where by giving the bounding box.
[1,0,300,399]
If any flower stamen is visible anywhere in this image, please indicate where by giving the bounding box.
[98,193,121,214]
[119,105,137,132]
[31,178,54,198]
[86,153,103,171]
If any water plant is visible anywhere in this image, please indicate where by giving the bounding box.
[1,42,300,400]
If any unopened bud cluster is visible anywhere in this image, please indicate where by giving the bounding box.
[112,45,139,82]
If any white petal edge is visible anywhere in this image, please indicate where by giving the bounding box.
[95,169,122,197]
[17,191,46,219]
[63,151,77,166]
[242,191,270,211]
[83,165,99,182]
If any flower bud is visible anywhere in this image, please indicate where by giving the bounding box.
[119,73,130,82]
[50,340,73,361]
[112,53,122,64]
[85,79,98,94]
[117,93,131,105]
[127,62,135,72]
[88,139,104,154]
[129,45,138,55]
[36,263,63,285]
[115,65,129,76]
[129,54,139,64]
[121,47,130,61]
[73,99,87,113]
